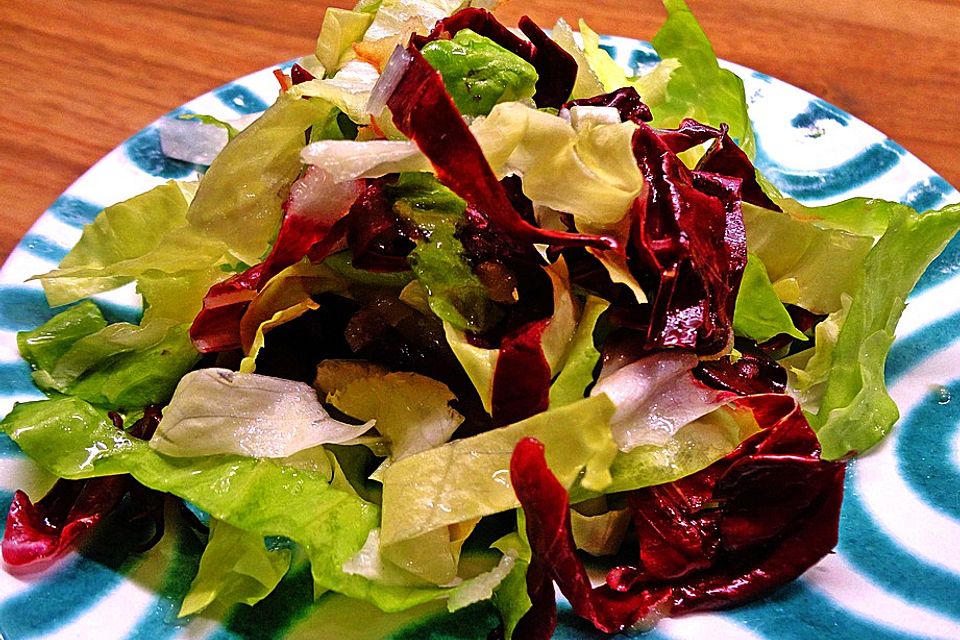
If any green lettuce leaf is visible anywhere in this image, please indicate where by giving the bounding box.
[341,526,515,611]
[17,300,107,373]
[806,203,960,458]
[388,173,499,332]
[569,500,630,557]
[35,181,229,323]
[179,519,292,616]
[582,405,756,499]
[548,296,609,407]
[651,0,755,157]
[288,61,381,126]
[742,201,876,315]
[186,92,336,264]
[782,296,851,408]
[555,18,679,108]
[549,19,605,99]
[323,251,415,288]
[491,511,532,640]
[19,304,199,408]
[0,396,446,612]
[422,29,538,117]
[328,371,463,463]
[379,394,617,584]
[315,7,375,75]
[151,368,372,458]
[733,253,806,343]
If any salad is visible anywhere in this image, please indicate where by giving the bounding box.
[2,0,959,637]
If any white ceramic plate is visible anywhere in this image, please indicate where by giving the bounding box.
[1,36,960,640]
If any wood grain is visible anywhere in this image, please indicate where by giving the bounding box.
[1,0,957,266]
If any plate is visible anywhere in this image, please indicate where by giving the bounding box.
[2,35,960,640]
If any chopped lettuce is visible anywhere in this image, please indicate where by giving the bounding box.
[17,301,107,373]
[315,7,375,75]
[388,173,499,332]
[35,181,229,324]
[328,371,463,463]
[186,93,336,265]
[747,194,960,458]
[179,519,292,616]
[548,296,609,407]
[178,113,241,140]
[379,394,616,584]
[289,60,381,125]
[589,405,757,498]
[590,352,733,451]
[733,253,807,343]
[422,29,538,116]
[783,296,851,409]
[742,202,876,315]
[806,203,960,458]
[491,512,533,640]
[19,303,199,408]
[151,368,372,458]
[549,19,605,99]
[569,504,630,557]
[651,0,755,157]
[0,396,438,612]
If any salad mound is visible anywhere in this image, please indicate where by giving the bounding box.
[3,0,960,637]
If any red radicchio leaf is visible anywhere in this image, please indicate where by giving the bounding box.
[2,478,129,568]
[516,16,578,109]
[345,178,416,272]
[190,166,361,353]
[384,45,614,253]
[562,86,653,124]
[410,9,576,109]
[2,408,166,569]
[491,318,552,425]
[510,437,672,637]
[289,63,316,85]
[622,122,747,354]
[656,118,779,211]
[694,350,788,396]
[510,394,845,636]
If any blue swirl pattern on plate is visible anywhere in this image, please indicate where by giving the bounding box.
[1,35,960,639]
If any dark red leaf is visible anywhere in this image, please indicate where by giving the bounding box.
[656,119,778,211]
[345,179,415,272]
[517,16,577,109]
[563,86,653,124]
[511,437,673,637]
[491,318,551,425]
[385,45,614,253]
[290,63,316,85]
[694,351,787,395]
[2,477,129,568]
[511,394,845,634]
[190,167,359,353]
[623,122,747,354]
[189,264,267,353]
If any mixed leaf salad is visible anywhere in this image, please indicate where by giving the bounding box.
[4,0,960,636]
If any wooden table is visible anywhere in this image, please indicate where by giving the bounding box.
[1,0,957,266]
